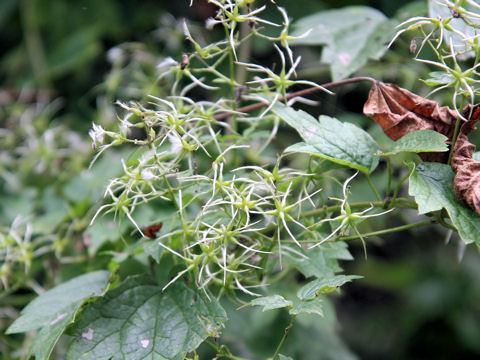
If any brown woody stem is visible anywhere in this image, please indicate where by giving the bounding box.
[213,76,376,120]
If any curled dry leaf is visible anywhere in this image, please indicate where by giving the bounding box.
[452,105,480,215]
[363,81,460,162]
[363,80,480,216]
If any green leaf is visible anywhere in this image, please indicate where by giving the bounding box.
[378,130,448,156]
[7,271,110,334]
[278,355,294,360]
[423,71,455,87]
[297,275,362,300]
[66,275,227,360]
[63,149,128,204]
[47,28,101,78]
[273,104,379,174]
[32,187,70,234]
[409,162,480,244]
[85,215,130,255]
[283,242,353,279]
[28,308,77,360]
[394,1,428,21]
[143,239,164,263]
[7,271,110,360]
[313,159,348,173]
[290,298,324,317]
[222,297,356,360]
[250,295,293,312]
[291,6,396,80]
[1,188,36,225]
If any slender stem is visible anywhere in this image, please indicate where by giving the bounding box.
[448,97,470,165]
[433,211,457,231]
[391,167,414,204]
[352,223,368,259]
[386,158,392,198]
[302,198,417,218]
[448,117,462,165]
[264,218,434,245]
[337,219,435,241]
[236,7,251,85]
[258,228,278,280]
[204,340,249,360]
[272,315,296,360]
[366,174,382,201]
[204,340,218,351]
[213,77,376,120]
[303,201,383,218]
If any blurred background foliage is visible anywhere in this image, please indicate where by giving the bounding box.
[1,0,480,359]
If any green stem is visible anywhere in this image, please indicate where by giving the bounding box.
[302,198,417,219]
[204,340,218,352]
[391,168,414,204]
[386,158,392,198]
[204,340,249,360]
[223,23,237,107]
[236,7,251,85]
[433,211,457,231]
[304,201,382,218]
[448,97,471,165]
[258,228,278,280]
[337,219,435,241]
[214,77,376,121]
[365,174,382,201]
[448,111,465,166]
[271,315,296,360]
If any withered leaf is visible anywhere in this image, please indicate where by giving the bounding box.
[363,80,480,216]
[452,105,480,215]
[363,81,460,162]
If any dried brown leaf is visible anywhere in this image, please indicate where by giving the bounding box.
[363,80,480,216]
[363,81,460,162]
[452,105,480,215]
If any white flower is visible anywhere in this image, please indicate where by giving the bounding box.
[156,57,178,71]
[107,47,124,64]
[88,123,105,149]
[205,17,222,30]
[141,168,156,181]
[167,132,183,153]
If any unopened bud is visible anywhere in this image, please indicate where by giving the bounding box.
[235,85,248,104]
[181,53,189,70]
[409,39,417,54]
[450,7,460,18]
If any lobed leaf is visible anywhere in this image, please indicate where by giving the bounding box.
[289,298,324,317]
[291,6,396,80]
[6,271,110,360]
[250,295,293,312]
[274,104,379,174]
[363,81,458,164]
[283,242,353,279]
[364,80,480,216]
[297,275,362,301]
[423,71,455,87]
[409,162,480,244]
[7,271,110,334]
[66,275,227,360]
[377,129,448,156]
[451,108,480,216]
